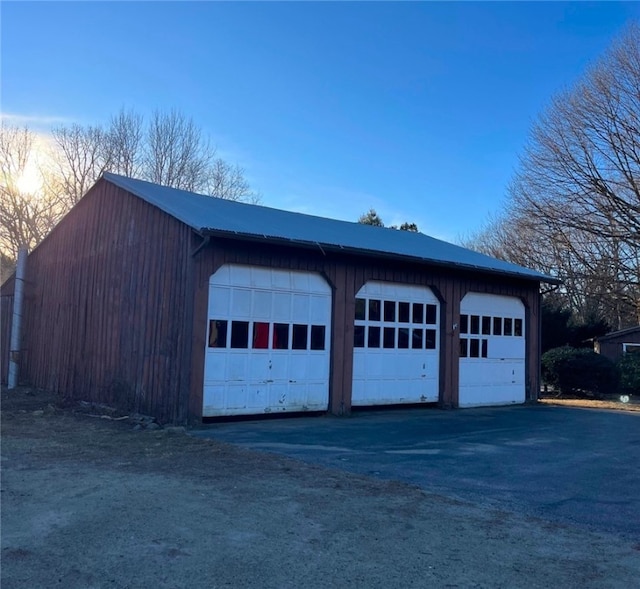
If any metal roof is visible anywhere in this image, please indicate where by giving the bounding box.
[103,172,558,283]
[595,325,640,341]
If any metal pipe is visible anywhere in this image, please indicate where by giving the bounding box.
[8,246,27,389]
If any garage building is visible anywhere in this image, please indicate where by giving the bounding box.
[0,173,555,423]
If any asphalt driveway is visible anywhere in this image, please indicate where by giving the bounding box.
[192,405,640,539]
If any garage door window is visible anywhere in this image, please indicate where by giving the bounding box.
[310,325,326,350]
[482,316,491,335]
[398,328,410,349]
[274,323,289,349]
[292,324,308,349]
[504,318,513,336]
[355,297,438,350]
[369,299,381,321]
[252,322,270,349]
[459,313,524,359]
[384,301,395,322]
[208,320,228,348]
[231,321,250,348]
[368,325,381,347]
[383,327,395,348]
[209,320,326,351]
[493,317,502,336]
[514,319,523,336]
[460,315,524,338]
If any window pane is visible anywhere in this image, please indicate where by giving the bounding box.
[310,325,325,350]
[354,325,365,348]
[470,315,480,334]
[470,338,480,358]
[355,298,366,321]
[230,321,249,348]
[383,327,395,348]
[368,326,381,348]
[481,339,488,358]
[425,329,436,349]
[493,317,502,336]
[482,316,491,335]
[460,315,469,334]
[292,324,308,349]
[273,323,289,349]
[514,318,523,337]
[412,328,423,349]
[208,320,228,348]
[368,299,381,321]
[398,328,409,349]
[412,303,424,323]
[425,304,437,324]
[398,302,410,323]
[252,322,270,349]
[384,300,396,322]
[504,318,513,336]
[460,338,468,357]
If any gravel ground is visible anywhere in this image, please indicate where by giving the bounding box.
[2,388,639,589]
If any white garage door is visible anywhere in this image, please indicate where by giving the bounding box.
[459,293,526,407]
[203,264,331,416]
[352,281,440,406]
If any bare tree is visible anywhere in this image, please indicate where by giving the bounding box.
[0,124,64,265]
[207,158,258,202]
[463,23,640,328]
[50,123,113,204]
[1,108,259,267]
[108,108,144,178]
[144,109,211,191]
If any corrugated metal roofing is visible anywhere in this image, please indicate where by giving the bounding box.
[103,172,557,283]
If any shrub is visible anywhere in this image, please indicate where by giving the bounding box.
[617,353,640,395]
[541,346,618,397]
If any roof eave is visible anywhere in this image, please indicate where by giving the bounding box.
[200,227,560,285]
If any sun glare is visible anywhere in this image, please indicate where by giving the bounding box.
[16,163,44,194]
[14,135,51,195]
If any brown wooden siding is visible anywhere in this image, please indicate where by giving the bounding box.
[4,179,542,423]
[191,238,541,418]
[596,329,640,362]
[1,293,14,384]
[6,180,194,422]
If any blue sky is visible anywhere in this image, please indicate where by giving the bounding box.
[2,2,639,241]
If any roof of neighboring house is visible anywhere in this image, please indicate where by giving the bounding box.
[595,326,640,341]
[103,172,559,284]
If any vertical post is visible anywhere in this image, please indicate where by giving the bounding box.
[537,289,542,401]
[8,246,27,389]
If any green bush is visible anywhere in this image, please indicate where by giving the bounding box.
[541,346,618,397]
[617,353,640,395]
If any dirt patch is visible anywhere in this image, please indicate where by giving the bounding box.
[539,398,640,412]
[2,388,639,588]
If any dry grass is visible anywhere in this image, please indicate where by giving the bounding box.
[539,398,640,412]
